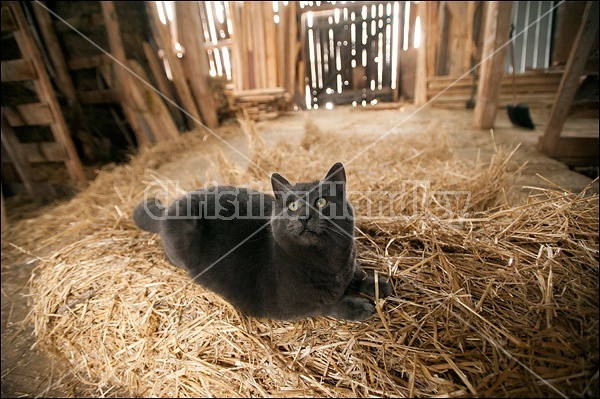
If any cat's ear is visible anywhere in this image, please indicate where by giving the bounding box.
[324,162,346,184]
[271,172,292,197]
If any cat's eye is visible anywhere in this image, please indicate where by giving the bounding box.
[287,200,299,212]
[315,197,327,208]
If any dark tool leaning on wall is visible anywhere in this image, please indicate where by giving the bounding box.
[507,24,535,129]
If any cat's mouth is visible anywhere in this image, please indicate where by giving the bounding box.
[299,226,318,236]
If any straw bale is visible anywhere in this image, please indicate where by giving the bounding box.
[2,117,598,397]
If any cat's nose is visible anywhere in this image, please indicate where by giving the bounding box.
[298,211,311,228]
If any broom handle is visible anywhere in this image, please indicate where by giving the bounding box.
[509,25,516,103]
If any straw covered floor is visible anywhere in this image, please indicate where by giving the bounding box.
[2,117,598,397]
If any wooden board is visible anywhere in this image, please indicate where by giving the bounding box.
[1,59,37,82]
[2,104,54,126]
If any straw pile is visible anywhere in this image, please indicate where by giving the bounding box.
[2,116,598,397]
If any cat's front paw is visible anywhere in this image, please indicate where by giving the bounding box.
[377,277,393,298]
[356,274,393,298]
[326,296,376,321]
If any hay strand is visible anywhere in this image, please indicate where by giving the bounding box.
[2,118,598,397]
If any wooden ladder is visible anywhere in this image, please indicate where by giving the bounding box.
[1,1,85,202]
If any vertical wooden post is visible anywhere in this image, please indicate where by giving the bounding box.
[414,2,429,105]
[539,1,599,156]
[473,1,513,129]
[176,1,219,129]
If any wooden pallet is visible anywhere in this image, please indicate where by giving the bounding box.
[225,87,291,121]
[1,1,85,202]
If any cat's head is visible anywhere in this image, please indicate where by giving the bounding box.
[270,162,354,249]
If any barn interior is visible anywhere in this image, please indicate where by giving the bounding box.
[1,1,598,397]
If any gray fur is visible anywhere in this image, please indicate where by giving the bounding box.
[132,163,392,321]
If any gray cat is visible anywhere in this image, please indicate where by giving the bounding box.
[132,162,392,321]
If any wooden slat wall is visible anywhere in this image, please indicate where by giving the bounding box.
[298,1,425,106]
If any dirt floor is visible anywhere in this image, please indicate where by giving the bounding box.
[1,103,598,397]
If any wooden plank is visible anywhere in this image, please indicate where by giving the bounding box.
[145,2,202,129]
[78,88,122,104]
[32,2,78,104]
[539,1,599,157]
[252,2,267,89]
[263,1,278,88]
[550,137,599,159]
[426,1,439,80]
[286,5,298,103]
[100,1,151,146]
[128,59,179,141]
[473,1,513,129]
[552,2,587,66]
[1,141,68,163]
[141,41,186,130]
[1,59,37,82]
[1,189,6,233]
[53,12,103,32]
[463,1,476,73]
[2,104,54,126]
[447,2,469,77]
[68,54,112,70]
[1,116,47,202]
[175,1,219,129]
[276,4,286,90]
[1,5,18,32]
[9,1,85,185]
[228,2,244,90]
[414,2,429,105]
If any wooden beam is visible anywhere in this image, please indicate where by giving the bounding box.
[68,54,113,70]
[78,88,123,104]
[128,59,180,141]
[175,1,219,129]
[32,2,78,104]
[146,2,202,129]
[100,1,152,146]
[539,1,599,157]
[142,41,187,130]
[473,1,513,129]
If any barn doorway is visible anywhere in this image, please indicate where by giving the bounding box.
[300,1,419,109]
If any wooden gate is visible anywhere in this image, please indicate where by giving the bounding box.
[300,1,417,108]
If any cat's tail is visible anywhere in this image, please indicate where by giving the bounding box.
[132,197,165,233]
